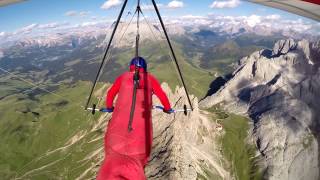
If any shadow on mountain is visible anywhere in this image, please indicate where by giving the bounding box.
[17,107,41,117]
[202,73,233,100]
[247,91,283,123]
[260,49,290,59]
[195,30,217,37]
[260,49,273,58]
[236,77,318,135]
[237,87,253,103]
[53,100,69,107]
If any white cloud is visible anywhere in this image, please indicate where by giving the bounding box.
[266,14,281,20]
[38,22,69,29]
[101,0,122,10]
[141,2,180,11]
[91,16,98,20]
[141,4,155,11]
[38,23,59,29]
[79,11,91,17]
[65,11,78,16]
[284,19,312,32]
[0,32,13,42]
[180,15,211,25]
[19,23,38,33]
[174,13,318,35]
[0,11,319,50]
[142,3,182,11]
[22,23,38,31]
[210,0,240,8]
[0,50,3,59]
[167,0,184,9]
[181,15,206,19]
[65,11,90,17]
[244,15,261,27]
[81,22,99,27]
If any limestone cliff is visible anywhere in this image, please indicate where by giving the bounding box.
[200,39,320,180]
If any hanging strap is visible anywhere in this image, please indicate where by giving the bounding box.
[151,0,194,111]
[135,0,141,58]
[128,0,142,132]
[84,0,129,110]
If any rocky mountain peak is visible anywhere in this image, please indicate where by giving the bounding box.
[200,39,320,180]
[299,39,320,65]
[272,38,297,57]
[146,83,231,179]
[87,83,230,180]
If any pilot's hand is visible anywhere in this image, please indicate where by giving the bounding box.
[100,107,114,113]
[163,108,174,114]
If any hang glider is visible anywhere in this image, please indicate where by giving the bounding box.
[84,0,194,126]
[248,0,320,22]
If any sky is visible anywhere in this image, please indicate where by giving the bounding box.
[0,0,319,33]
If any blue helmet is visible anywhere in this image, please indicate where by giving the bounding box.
[130,56,147,71]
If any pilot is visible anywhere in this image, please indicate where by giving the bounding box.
[97,57,173,180]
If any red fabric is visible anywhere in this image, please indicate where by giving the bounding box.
[106,75,122,109]
[97,152,146,180]
[302,0,320,5]
[106,67,171,110]
[97,68,171,179]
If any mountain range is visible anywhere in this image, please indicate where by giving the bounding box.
[0,15,320,180]
[200,38,320,180]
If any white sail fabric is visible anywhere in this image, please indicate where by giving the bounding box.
[248,0,320,21]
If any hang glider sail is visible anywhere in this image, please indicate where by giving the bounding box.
[248,0,320,22]
[2,0,320,21]
[0,0,26,7]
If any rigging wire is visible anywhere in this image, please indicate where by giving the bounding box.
[140,11,181,85]
[139,0,190,92]
[104,0,137,44]
[94,11,138,105]
[117,10,138,49]
[84,0,129,110]
[128,0,142,132]
[86,0,193,113]
[2,14,142,168]
[141,11,192,107]
[86,9,138,109]
[0,4,136,107]
[103,0,137,51]
[151,0,194,110]
[139,0,192,102]
[81,2,138,108]
[0,66,66,100]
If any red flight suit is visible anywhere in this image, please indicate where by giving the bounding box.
[97,65,171,180]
